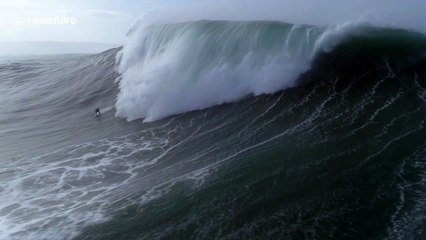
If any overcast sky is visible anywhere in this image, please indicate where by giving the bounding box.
[0,0,183,44]
[1,0,426,45]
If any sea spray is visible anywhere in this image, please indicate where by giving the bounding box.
[113,0,426,122]
[115,21,372,121]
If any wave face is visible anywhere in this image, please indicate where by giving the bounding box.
[0,50,120,159]
[116,21,364,121]
[1,20,426,239]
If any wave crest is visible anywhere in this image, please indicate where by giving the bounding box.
[114,20,422,121]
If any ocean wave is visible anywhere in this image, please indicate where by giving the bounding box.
[115,20,426,121]
[1,19,426,239]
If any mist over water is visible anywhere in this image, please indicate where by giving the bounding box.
[116,21,317,121]
[135,0,426,32]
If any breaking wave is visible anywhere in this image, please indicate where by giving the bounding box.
[115,20,425,121]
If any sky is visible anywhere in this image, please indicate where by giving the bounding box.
[0,0,180,44]
[1,0,426,45]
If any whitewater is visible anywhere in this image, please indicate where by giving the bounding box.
[116,21,372,121]
[1,1,426,239]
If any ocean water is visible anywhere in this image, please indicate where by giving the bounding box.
[1,20,426,240]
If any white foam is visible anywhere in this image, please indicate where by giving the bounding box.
[115,20,370,122]
[0,122,222,239]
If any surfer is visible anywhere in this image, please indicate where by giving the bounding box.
[95,108,101,118]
